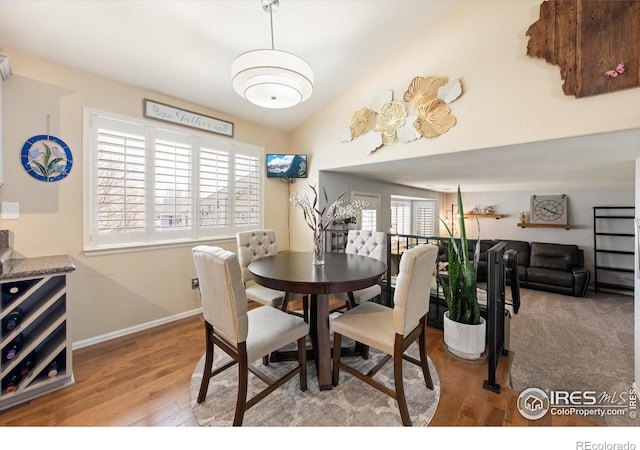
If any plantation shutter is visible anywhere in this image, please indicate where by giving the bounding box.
[391,200,411,235]
[199,146,230,229]
[92,116,147,246]
[351,192,380,231]
[85,109,265,251]
[414,201,436,236]
[234,153,260,227]
[154,130,193,234]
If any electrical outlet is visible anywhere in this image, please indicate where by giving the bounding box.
[191,278,199,289]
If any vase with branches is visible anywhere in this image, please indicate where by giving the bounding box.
[290,185,370,265]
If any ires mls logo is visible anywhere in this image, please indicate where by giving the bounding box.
[517,387,638,420]
[517,388,550,420]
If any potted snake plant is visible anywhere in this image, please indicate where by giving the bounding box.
[439,185,485,360]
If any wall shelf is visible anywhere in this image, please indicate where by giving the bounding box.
[464,214,503,219]
[517,222,573,229]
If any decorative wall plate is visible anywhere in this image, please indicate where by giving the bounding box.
[21,135,73,182]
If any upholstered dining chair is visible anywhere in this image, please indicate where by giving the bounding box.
[192,245,309,426]
[330,243,438,426]
[236,229,308,322]
[336,229,387,308]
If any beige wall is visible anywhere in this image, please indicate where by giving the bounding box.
[289,0,640,249]
[2,0,640,345]
[0,49,292,343]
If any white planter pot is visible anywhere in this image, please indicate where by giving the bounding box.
[443,311,486,360]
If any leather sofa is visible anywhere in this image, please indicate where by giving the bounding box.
[437,239,590,297]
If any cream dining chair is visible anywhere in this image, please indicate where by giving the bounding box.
[336,229,387,308]
[330,243,438,426]
[236,229,309,322]
[192,245,309,426]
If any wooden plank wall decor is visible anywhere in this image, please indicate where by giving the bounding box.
[526,0,639,98]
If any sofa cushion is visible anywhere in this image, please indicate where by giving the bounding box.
[529,242,579,271]
[501,240,531,267]
[527,267,575,288]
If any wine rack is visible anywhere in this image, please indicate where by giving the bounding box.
[0,268,74,411]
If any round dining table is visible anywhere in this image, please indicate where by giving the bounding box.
[248,251,387,390]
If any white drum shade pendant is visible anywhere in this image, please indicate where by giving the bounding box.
[231,0,314,109]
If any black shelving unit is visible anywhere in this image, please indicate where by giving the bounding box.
[593,206,635,293]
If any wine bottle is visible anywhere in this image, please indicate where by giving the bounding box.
[1,280,33,307]
[19,352,37,378]
[2,308,24,332]
[3,372,20,393]
[46,359,59,378]
[3,333,24,361]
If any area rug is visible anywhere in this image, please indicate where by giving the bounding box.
[190,341,440,427]
[509,288,636,427]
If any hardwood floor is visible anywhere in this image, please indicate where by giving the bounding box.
[0,300,600,427]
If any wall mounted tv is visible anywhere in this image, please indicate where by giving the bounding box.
[266,154,308,178]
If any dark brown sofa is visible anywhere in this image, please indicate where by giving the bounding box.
[438,239,590,297]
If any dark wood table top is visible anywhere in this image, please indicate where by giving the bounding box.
[248,251,387,295]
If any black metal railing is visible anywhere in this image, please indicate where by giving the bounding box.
[325,228,518,393]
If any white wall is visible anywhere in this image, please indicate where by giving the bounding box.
[289,0,640,250]
[447,188,635,283]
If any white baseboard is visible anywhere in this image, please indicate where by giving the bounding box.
[72,307,203,350]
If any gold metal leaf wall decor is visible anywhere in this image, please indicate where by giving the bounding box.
[414,99,457,138]
[403,76,448,109]
[374,101,406,145]
[340,75,462,150]
[349,106,376,139]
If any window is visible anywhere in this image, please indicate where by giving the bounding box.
[390,200,411,235]
[360,210,377,231]
[414,201,436,236]
[84,110,263,251]
[351,191,380,231]
[390,197,437,237]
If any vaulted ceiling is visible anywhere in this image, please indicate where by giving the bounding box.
[1,0,638,192]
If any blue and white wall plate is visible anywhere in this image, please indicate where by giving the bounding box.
[21,135,73,182]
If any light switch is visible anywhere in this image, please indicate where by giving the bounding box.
[1,202,19,220]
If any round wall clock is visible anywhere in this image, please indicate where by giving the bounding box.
[530,195,568,224]
[21,135,73,182]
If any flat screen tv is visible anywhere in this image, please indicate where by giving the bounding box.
[266,154,307,178]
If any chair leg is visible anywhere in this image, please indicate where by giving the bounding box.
[332,332,342,386]
[233,343,249,426]
[394,337,411,426]
[303,295,309,323]
[347,292,356,309]
[297,336,308,391]
[197,322,214,403]
[418,319,434,390]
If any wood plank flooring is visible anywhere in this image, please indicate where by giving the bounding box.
[0,300,600,427]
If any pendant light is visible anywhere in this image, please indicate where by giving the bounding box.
[231,0,314,109]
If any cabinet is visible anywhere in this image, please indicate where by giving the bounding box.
[593,206,634,293]
[0,256,75,411]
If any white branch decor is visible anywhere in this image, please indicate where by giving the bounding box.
[290,185,370,264]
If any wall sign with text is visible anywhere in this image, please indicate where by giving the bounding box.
[143,99,234,137]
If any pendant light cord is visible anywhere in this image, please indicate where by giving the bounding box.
[269,4,275,50]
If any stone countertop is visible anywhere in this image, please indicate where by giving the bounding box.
[0,254,75,280]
